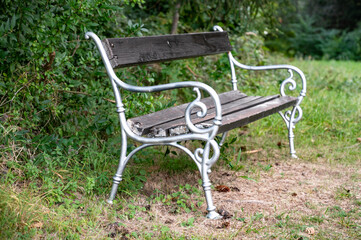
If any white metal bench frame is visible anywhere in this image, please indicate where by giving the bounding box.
[85,26,306,219]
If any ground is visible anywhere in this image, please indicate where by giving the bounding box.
[102,147,361,239]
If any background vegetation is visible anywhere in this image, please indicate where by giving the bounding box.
[0,0,360,239]
[266,0,361,60]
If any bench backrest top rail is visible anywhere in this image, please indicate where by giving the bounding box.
[102,32,232,68]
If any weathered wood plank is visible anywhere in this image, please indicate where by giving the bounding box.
[102,32,232,68]
[128,90,247,135]
[151,95,280,135]
[216,96,298,134]
[129,93,297,137]
[146,95,297,136]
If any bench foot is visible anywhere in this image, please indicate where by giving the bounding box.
[206,211,222,219]
[108,174,122,204]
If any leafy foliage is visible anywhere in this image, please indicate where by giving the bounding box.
[0,0,271,215]
[0,0,149,205]
[127,0,281,34]
[265,0,361,60]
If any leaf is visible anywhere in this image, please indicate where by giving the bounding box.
[215,185,230,192]
[239,175,257,182]
[218,208,233,219]
[101,5,122,11]
[31,222,43,228]
[305,227,315,235]
[164,147,170,156]
[229,136,237,144]
[217,221,230,228]
[5,18,10,31]
[10,15,16,29]
[236,147,242,162]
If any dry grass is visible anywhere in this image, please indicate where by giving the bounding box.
[1,137,359,239]
[98,151,361,239]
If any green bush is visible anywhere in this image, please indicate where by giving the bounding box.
[321,25,361,61]
[0,0,271,207]
[265,3,361,61]
[0,0,148,202]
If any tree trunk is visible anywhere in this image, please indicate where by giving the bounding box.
[171,1,181,34]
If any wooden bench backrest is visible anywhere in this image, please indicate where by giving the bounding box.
[102,32,232,68]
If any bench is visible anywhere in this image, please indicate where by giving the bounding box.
[85,26,306,219]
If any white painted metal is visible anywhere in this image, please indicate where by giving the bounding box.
[213,25,306,158]
[85,25,307,219]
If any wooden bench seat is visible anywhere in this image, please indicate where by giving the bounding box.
[128,91,298,137]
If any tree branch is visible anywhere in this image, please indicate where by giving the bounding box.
[171,1,181,34]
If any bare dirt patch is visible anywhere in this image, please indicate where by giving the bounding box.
[109,158,361,239]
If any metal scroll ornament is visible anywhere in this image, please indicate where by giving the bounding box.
[279,69,303,128]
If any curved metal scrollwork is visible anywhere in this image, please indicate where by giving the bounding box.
[279,69,304,127]
[224,42,306,158]
[280,106,303,127]
[280,69,296,97]
[185,87,216,135]
[194,140,220,169]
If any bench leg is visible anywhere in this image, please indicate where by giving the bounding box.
[107,129,128,204]
[201,142,222,219]
[219,131,228,147]
[288,125,298,159]
[107,173,123,204]
[280,105,303,159]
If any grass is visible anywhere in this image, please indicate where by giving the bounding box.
[1,58,360,239]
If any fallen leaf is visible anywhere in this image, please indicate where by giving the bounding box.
[109,233,117,238]
[305,227,315,235]
[239,130,247,136]
[165,219,174,224]
[217,221,230,229]
[31,222,43,228]
[218,208,233,219]
[107,222,122,233]
[215,185,230,192]
[242,149,263,154]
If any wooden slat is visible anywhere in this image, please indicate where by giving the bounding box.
[151,95,280,133]
[128,92,298,137]
[216,96,298,134]
[102,32,232,68]
[128,90,247,135]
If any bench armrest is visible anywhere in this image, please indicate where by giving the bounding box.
[229,54,306,125]
[229,54,307,98]
[85,31,222,141]
[116,78,223,134]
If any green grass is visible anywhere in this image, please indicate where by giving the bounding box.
[1,59,360,239]
[289,60,361,162]
[235,58,361,163]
